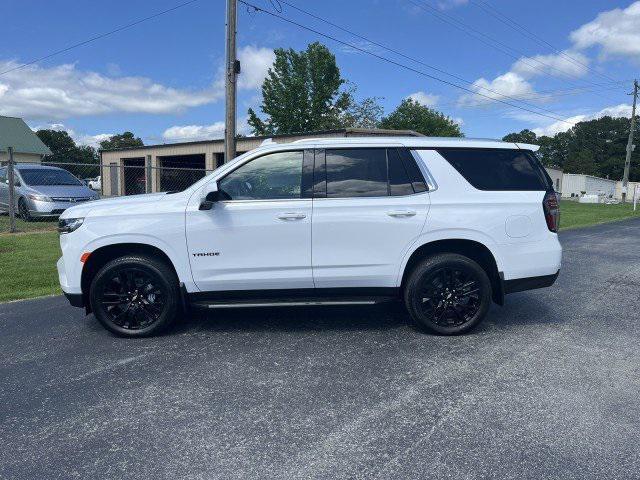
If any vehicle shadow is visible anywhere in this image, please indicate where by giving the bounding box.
[173,302,409,334]
[479,293,562,332]
[172,293,560,335]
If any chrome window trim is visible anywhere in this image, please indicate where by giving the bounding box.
[409,149,438,192]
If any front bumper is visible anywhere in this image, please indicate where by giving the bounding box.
[26,198,95,217]
[64,292,85,308]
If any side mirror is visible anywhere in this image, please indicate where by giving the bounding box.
[199,183,229,210]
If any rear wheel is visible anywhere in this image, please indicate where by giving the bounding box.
[89,255,180,337]
[18,198,32,221]
[404,253,492,335]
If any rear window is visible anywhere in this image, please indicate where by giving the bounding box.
[437,148,552,191]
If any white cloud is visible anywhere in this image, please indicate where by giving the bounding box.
[532,103,633,137]
[459,72,535,106]
[570,2,640,60]
[437,0,468,10]
[0,61,221,120]
[162,118,250,143]
[0,46,274,121]
[237,45,275,90]
[162,122,225,142]
[406,91,439,106]
[31,122,113,148]
[512,50,590,79]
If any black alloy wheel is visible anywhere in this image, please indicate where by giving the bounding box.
[419,267,481,327]
[90,255,180,337]
[404,254,492,335]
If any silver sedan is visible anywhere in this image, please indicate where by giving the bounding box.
[0,164,99,220]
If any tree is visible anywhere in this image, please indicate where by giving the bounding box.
[502,129,537,144]
[36,129,99,177]
[564,149,597,176]
[378,98,463,137]
[339,94,384,129]
[36,129,77,161]
[248,42,353,135]
[99,131,143,150]
[502,115,640,180]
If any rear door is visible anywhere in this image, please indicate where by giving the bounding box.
[311,147,430,288]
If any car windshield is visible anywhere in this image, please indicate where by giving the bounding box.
[19,168,82,186]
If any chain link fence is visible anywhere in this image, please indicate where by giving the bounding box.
[0,149,213,233]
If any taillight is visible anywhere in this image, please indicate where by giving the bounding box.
[543,191,560,232]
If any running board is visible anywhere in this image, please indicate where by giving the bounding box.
[196,299,378,309]
[187,288,400,310]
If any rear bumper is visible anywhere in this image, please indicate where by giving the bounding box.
[504,270,559,295]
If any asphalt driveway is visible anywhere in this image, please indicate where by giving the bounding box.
[2,219,640,479]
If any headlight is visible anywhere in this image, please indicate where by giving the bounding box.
[58,217,84,234]
[27,193,52,202]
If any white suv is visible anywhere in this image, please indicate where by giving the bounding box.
[57,137,561,337]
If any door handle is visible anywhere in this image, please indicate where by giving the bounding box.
[387,210,417,218]
[277,212,306,220]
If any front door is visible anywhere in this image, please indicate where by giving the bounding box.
[312,147,430,288]
[186,150,313,292]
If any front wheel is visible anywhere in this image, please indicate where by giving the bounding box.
[89,255,180,337]
[18,198,32,221]
[404,253,492,335]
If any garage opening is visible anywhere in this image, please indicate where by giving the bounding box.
[158,154,206,192]
[123,158,146,195]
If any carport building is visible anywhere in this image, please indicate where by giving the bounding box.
[99,128,422,196]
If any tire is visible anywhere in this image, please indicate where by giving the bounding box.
[404,253,492,335]
[18,198,32,221]
[89,254,180,337]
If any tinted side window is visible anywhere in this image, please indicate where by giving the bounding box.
[437,148,549,191]
[219,151,303,200]
[399,148,427,193]
[387,148,414,196]
[326,149,388,198]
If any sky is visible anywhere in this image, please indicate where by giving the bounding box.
[1,0,639,147]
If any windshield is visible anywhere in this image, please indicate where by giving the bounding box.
[19,168,82,186]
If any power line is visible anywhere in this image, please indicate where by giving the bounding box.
[275,0,626,110]
[0,0,201,77]
[240,0,577,125]
[470,0,618,84]
[436,82,627,110]
[406,0,621,93]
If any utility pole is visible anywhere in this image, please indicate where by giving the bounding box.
[224,0,238,163]
[7,147,17,233]
[622,79,638,203]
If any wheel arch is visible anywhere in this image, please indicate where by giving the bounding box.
[399,238,504,305]
[80,242,180,312]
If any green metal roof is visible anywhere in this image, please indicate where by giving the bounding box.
[0,116,52,155]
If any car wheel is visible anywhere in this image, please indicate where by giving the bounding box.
[89,255,180,337]
[18,198,32,221]
[404,253,492,335]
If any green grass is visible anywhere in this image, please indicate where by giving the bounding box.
[559,200,640,230]
[0,200,638,303]
[0,214,58,233]
[0,232,61,302]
